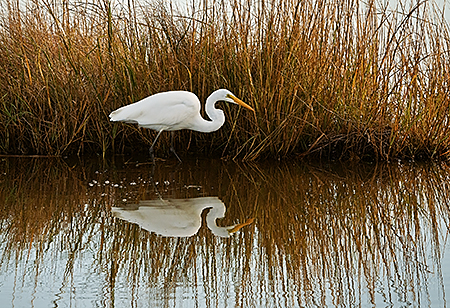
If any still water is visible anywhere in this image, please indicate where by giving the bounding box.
[1,156,450,307]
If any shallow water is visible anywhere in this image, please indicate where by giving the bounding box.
[1,156,450,307]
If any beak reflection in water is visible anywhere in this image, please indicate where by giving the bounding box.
[111,197,254,238]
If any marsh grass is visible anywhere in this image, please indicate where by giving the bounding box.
[0,0,449,160]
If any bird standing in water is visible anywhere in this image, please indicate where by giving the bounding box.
[109,89,255,163]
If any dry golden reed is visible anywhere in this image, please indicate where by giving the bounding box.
[0,0,449,160]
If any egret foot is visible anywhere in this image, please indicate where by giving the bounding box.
[148,129,164,164]
[149,146,156,165]
[170,131,182,163]
[170,146,182,163]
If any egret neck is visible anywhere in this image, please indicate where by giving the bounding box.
[190,92,226,133]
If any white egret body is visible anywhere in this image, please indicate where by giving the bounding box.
[109,89,254,161]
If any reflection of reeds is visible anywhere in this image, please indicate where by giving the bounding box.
[1,158,450,306]
[228,161,450,306]
[1,0,450,160]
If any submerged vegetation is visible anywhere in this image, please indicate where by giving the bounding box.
[0,0,449,160]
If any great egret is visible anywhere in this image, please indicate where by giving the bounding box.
[109,89,255,162]
[111,197,254,237]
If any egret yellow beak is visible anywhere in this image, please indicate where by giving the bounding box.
[227,218,255,234]
[227,94,255,112]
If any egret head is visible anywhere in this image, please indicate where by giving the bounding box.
[212,89,255,112]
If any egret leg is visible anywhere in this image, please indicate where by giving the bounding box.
[149,130,164,164]
[170,131,182,163]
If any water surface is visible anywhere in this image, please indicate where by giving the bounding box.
[1,156,450,307]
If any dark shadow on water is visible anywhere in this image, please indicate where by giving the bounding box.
[0,156,450,307]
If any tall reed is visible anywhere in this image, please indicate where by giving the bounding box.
[0,0,449,160]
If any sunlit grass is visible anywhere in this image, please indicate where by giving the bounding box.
[0,0,449,160]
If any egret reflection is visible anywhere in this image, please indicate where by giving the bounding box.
[112,197,254,237]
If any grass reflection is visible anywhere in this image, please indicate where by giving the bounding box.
[0,157,449,307]
[232,161,450,306]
